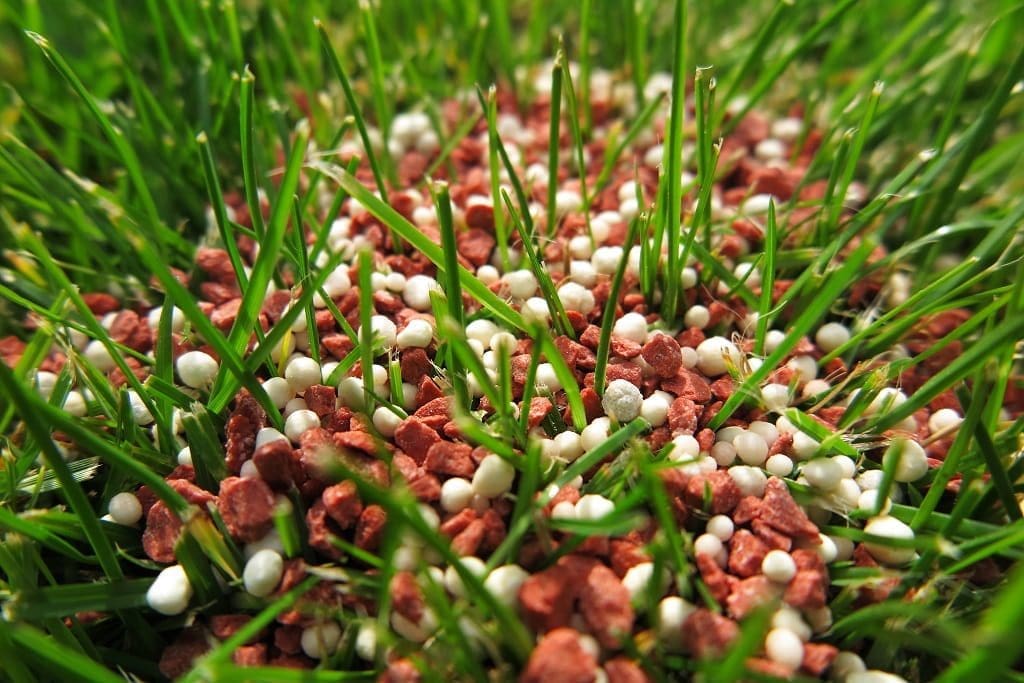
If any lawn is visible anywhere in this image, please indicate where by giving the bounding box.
[1,1,1023,681]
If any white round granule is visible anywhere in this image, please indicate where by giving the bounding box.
[243,548,284,597]
[640,394,670,426]
[657,596,695,644]
[802,379,831,399]
[558,282,597,315]
[569,259,598,288]
[521,297,550,325]
[790,431,820,460]
[734,431,769,466]
[764,627,804,669]
[175,350,219,389]
[669,435,701,463]
[814,534,839,564]
[301,621,342,659]
[472,454,516,498]
[706,515,735,541]
[928,408,962,433]
[858,490,892,516]
[765,454,794,477]
[146,564,193,616]
[555,189,583,215]
[863,516,915,566]
[748,420,779,446]
[612,312,648,344]
[568,234,593,260]
[355,622,378,661]
[465,319,498,348]
[385,271,406,293]
[177,446,193,467]
[283,397,308,418]
[441,477,474,512]
[762,550,797,583]
[694,533,724,559]
[580,417,611,452]
[108,492,143,526]
[285,356,321,394]
[771,117,803,142]
[787,355,818,383]
[554,431,584,462]
[444,556,487,599]
[284,409,320,443]
[551,501,577,520]
[802,457,843,490]
[815,322,851,353]
[503,269,538,299]
[680,267,698,289]
[397,318,434,349]
[772,606,812,642]
[834,478,862,507]
[404,274,441,311]
[255,427,288,451]
[833,455,857,479]
[760,383,791,413]
[847,672,909,683]
[484,564,529,606]
[883,439,929,483]
[729,465,768,498]
[622,562,659,604]
[127,391,154,426]
[239,460,259,479]
[83,340,117,373]
[362,315,397,349]
[742,194,775,215]
[695,336,742,376]
[262,377,294,409]
[576,494,616,521]
[683,305,710,330]
[602,379,643,422]
[476,264,500,286]
[711,441,737,467]
[63,390,87,417]
[338,376,366,410]
[372,407,402,438]
[592,246,625,275]
[754,138,786,161]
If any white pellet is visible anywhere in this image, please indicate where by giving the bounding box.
[301,621,342,659]
[734,431,769,466]
[765,454,794,477]
[761,383,791,413]
[764,627,804,669]
[441,477,474,512]
[695,336,742,377]
[284,409,320,443]
[863,516,915,566]
[483,565,529,606]
[641,394,670,427]
[558,282,597,315]
[404,275,441,311]
[243,549,284,597]
[285,356,321,394]
[802,457,843,490]
[706,515,734,541]
[146,564,193,616]
[576,494,615,521]
[472,454,516,498]
[761,550,797,583]
[815,322,851,353]
[372,407,402,438]
[883,439,929,483]
[928,408,962,433]
[108,492,143,526]
[602,379,643,422]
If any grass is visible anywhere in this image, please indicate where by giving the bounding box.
[0,0,1023,681]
